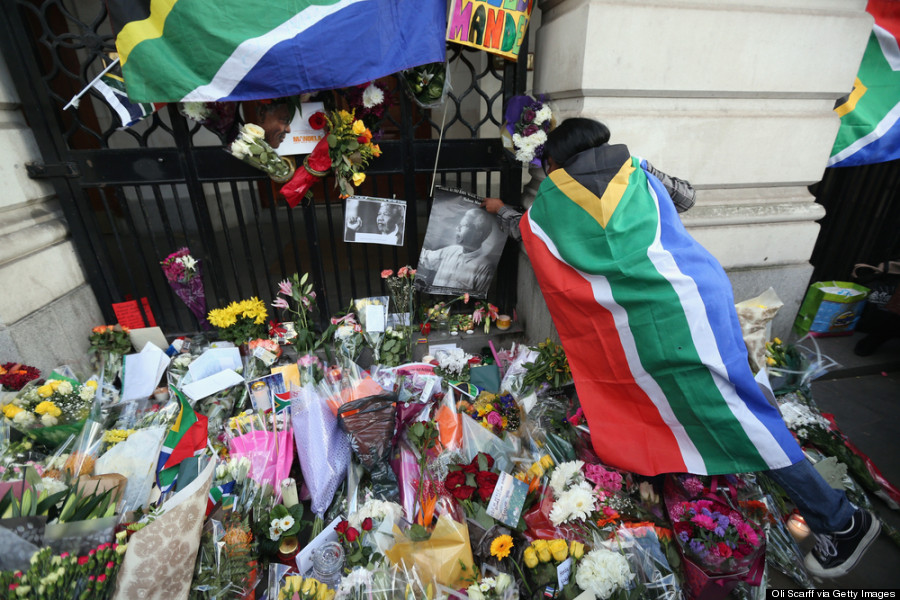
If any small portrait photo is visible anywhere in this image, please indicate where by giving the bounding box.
[344,196,407,247]
[415,186,506,298]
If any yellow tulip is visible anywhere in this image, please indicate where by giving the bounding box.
[352,172,366,186]
[569,540,585,560]
[528,462,544,479]
[540,454,554,470]
[549,538,569,562]
[523,546,539,568]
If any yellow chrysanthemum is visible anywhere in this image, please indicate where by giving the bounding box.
[34,401,62,417]
[490,534,513,560]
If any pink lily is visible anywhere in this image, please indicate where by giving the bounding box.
[272,297,289,309]
[277,279,293,296]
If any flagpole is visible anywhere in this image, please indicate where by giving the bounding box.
[63,57,120,111]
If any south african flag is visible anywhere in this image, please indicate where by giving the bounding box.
[520,151,804,476]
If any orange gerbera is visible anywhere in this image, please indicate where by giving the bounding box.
[490,534,514,560]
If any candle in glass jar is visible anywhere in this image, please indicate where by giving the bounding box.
[281,477,299,508]
[786,513,811,543]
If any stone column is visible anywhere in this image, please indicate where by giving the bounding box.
[0,54,103,374]
[517,0,873,340]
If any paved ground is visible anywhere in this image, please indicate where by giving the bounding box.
[767,334,900,590]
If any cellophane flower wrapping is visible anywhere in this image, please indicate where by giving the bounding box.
[338,393,399,502]
[460,413,518,474]
[93,425,168,513]
[161,247,210,330]
[112,459,215,600]
[384,514,475,590]
[612,525,684,600]
[391,439,422,523]
[663,475,766,600]
[227,416,294,503]
[291,381,351,517]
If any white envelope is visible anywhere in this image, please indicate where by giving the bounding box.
[122,342,170,402]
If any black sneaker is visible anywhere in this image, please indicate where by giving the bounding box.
[804,508,881,578]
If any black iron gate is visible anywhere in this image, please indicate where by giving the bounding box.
[0,0,527,334]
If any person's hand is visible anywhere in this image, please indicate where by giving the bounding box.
[347,216,362,231]
[481,197,505,214]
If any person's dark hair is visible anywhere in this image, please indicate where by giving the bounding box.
[543,118,611,166]
[256,97,294,121]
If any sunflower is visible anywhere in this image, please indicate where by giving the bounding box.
[490,534,514,560]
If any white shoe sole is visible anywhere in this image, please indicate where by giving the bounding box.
[804,518,882,578]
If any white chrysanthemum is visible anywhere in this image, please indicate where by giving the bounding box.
[56,381,73,395]
[181,102,210,122]
[549,483,596,525]
[335,324,356,341]
[575,548,634,600]
[549,460,584,496]
[349,497,403,530]
[336,567,374,598]
[362,83,385,108]
[533,105,552,126]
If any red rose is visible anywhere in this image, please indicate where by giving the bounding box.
[716,542,732,558]
[346,527,359,542]
[308,112,327,130]
[362,517,373,532]
[473,452,494,470]
[445,471,466,490]
[451,485,476,501]
[336,520,349,534]
[475,471,499,502]
[357,135,368,144]
[460,462,477,474]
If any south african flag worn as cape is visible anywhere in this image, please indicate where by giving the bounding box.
[520,144,803,476]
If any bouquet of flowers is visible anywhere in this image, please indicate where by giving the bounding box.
[279,574,336,600]
[502,95,554,167]
[2,377,96,439]
[161,247,210,330]
[433,347,475,382]
[207,297,268,345]
[321,109,382,198]
[89,325,132,385]
[0,363,41,392]
[179,101,238,141]
[229,122,295,182]
[521,538,584,598]
[522,338,572,392]
[272,273,319,354]
[456,392,521,437]
[381,267,417,321]
[472,301,500,334]
[340,81,393,132]
[332,316,365,364]
[399,62,449,108]
[376,327,408,368]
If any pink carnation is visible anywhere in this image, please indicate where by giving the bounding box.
[381,269,393,278]
[583,463,623,492]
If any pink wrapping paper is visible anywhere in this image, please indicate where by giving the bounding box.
[229,429,294,496]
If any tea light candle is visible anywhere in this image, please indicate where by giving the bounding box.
[787,514,811,543]
[496,315,512,330]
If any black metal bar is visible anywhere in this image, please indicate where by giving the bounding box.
[132,185,184,327]
[301,199,331,321]
[214,182,242,300]
[261,184,288,280]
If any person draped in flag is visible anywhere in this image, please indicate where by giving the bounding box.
[483,117,879,578]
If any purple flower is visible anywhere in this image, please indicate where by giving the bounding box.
[678,531,690,543]
[689,539,707,557]
[523,108,536,122]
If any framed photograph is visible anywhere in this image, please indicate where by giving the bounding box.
[415,186,506,298]
[343,196,407,247]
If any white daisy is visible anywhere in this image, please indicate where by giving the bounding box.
[362,83,385,108]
